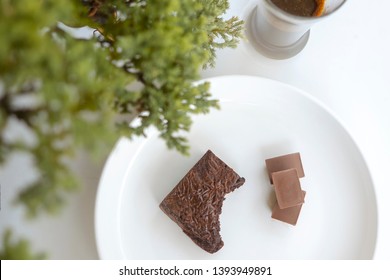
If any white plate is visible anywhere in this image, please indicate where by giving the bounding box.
[95,75,377,259]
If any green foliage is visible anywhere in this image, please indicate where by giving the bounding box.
[85,0,242,152]
[0,0,243,219]
[0,230,46,260]
[1,0,131,217]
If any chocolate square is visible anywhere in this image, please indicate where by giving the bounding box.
[265,152,305,184]
[272,168,304,209]
[272,191,306,226]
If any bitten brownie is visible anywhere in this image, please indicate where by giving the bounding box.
[159,150,245,254]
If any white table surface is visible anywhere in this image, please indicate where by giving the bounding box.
[1,0,389,259]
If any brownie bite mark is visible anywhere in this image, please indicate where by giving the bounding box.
[160,150,245,254]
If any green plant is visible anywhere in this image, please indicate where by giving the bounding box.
[0,229,46,260]
[0,0,243,258]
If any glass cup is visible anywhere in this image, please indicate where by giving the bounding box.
[247,0,347,59]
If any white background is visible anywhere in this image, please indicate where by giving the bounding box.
[0,0,389,259]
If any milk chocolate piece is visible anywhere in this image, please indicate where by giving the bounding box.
[272,168,304,209]
[160,150,245,254]
[265,152,305,184]
[272,191,306,226]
